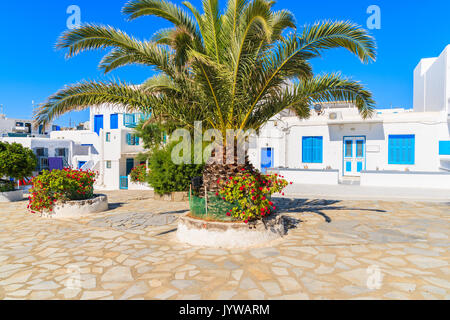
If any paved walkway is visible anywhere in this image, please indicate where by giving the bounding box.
[284,183,450,202]
[0,190,449,300]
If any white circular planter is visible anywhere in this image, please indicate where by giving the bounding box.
[0,190,24,202]
[176,214,286,248]
[41,195,108,219]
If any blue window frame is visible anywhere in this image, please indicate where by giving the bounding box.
[94,115,104,135]
[388,135,415,165]
[302,136,323,163]
[123,114,136,128]
[126,133,140,145]
[110,114,118,129]
[439,141,450,155]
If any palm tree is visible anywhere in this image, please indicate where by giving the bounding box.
[35,0,376,192]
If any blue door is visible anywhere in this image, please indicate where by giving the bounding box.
[343,137,366,176]
[126,158,134,176]
[261,148,274,174]
[94,115,104,135]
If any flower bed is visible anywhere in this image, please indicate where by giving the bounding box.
[177,213,286,248]
[189,169,290,223]
[28,168,100,215]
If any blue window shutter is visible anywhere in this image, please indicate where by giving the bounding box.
[302,137,310,163]
[110,114,118,129]
[315,137,323,163]
[126,133,131,145]
[303,137,323,163]
[388,135,415,164]
[135,136,139,145]
[439,141,450,155]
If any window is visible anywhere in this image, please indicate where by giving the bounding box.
[126,133,140,145]
[106,161,111,169]
[106,132,111,142]
[302,136,323,163]
[439,141,450,155]
[16,122,24,127]
[123,114,136,128]
[35,148,48,157]
[110,114,118,129]
[388,135,415,164]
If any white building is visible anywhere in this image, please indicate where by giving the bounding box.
[0,113,56,138]
[249,45,450,189]
[4,46,449,191]
[51,105,150,190]
[1,136,74,173]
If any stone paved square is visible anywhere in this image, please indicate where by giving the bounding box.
[0,190,449,300]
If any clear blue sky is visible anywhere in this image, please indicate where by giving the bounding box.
[1,0,449,127]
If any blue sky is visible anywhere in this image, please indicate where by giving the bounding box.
[1,0,449,127]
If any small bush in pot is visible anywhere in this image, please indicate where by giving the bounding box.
[28,168,96,213]
[217,170,290,223]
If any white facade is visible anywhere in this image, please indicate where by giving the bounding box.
[51,104,150,190]
[0,136,75,173]
[251,46,450,189]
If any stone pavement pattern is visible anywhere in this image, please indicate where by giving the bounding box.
[0,190,449,300]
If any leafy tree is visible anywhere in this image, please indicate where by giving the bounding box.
[35,0,377,192]
[0,142,37,181]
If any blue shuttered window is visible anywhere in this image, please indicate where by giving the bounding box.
[439,141,450,155]
[123,114,136,128]
[388,135,415,164]
[110,114,118,129]
[302,136,323,163]
[126,133,140,146]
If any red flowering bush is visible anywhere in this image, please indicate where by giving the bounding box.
[130,164,147,183]
[28,168,97,213]
[217,170,290,223]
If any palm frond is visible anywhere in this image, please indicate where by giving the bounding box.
[34,80,156,127]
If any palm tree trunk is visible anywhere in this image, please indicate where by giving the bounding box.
[201,142,259,194]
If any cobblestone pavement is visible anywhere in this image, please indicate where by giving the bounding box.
[0,190,449,300]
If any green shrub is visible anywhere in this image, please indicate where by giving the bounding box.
[0,142,37,181]
[0,179,15,193]
[217,170,290,223]
[28,168,96,213]
[147,142,204,195]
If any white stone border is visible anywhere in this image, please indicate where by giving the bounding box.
[176,214,285,248]
[0,190,24,202]
[41,195,108,219]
